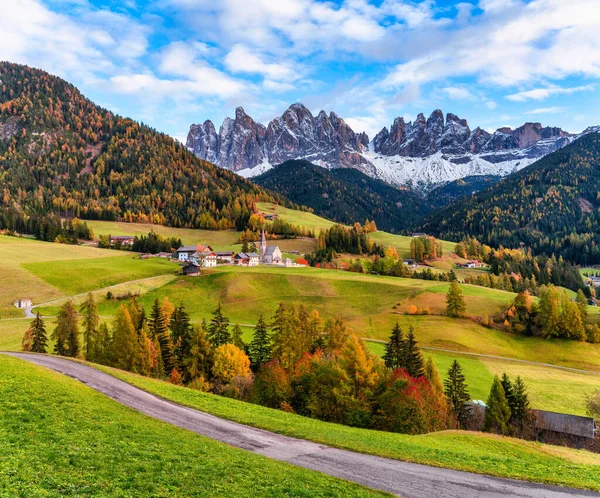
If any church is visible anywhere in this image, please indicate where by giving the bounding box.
[260,230,283,264]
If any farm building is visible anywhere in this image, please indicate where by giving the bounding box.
[182,261,200,276]
[110,235,135,246]
[14,299,33,309]
[215,251,234,263]
[194,251,217,268]
[174,246,198,262]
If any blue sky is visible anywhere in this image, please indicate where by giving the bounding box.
[1,0,599,141]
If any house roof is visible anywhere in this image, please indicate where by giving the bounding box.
[247,252,259,258]
[235,253,249,259]
[264,246,280,255]
[215,251,234,256]
[535,409,595,439]
[176,245,198,253]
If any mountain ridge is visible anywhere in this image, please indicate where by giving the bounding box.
[187,104,598,192]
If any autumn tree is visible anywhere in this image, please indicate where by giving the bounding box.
[252,360,292,409]
[212,343,251,384]
[52,300,79,357]
[446,281,466,317]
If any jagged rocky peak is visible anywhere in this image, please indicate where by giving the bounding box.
[188,102,370,172]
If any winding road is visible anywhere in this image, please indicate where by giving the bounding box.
[4,352,598,498]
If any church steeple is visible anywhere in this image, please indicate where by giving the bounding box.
[260,229,267,261]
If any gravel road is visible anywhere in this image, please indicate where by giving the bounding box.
[5,352,598,498]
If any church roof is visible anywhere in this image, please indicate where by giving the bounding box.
[265,246,280,255]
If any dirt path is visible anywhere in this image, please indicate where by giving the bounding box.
[23,275,175,318]
[5,353,598,498]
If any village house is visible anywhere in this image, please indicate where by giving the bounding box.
[174,245,198,261]
[14,299,32,309]
[411,232,426,238]
[260,230,282,264]
[234,252,260,266]
[182,261,200,276]
[460,260,483,269]
[585,275,600,287]
[247,252,260,266]
[110,235,135,246]
[215,251,234,264]
[194,251,217,268]
[403,258,418,269]
[284,257,293,267]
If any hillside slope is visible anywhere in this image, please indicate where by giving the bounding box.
[0,62,284,233]
[420,133,600,264]
[254,160,430,232]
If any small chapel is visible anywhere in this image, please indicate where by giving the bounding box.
[260,229,283,264]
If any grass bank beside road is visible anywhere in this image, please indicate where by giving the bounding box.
[0,356,386,497]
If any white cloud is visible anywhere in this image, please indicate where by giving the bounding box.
[506,84,596,102]
[440,86,474,100]
[528,106,566,115]
[225,45,298,82]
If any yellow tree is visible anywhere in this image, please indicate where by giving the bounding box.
[212,344,251,384]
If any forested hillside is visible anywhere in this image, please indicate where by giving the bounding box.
[421,133,600,264]
[254,160,430,232]
[426,175,502,208]
[0,62,285,236]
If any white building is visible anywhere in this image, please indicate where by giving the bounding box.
[194,251,217,268]
[247,252,260,266]
[260,230,282,264]
[175,245,198,262]
[14,299,32,309]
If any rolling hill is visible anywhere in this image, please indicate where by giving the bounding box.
[0,62,286,236]
[254,160,431,232]
[420,133,600,264]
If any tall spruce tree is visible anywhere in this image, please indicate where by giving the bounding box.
[52,300,79,357]
[170,303,192,369]
[29,312,48,353]
[403,326,425,378]
[184,322,213,381]
[484,376,512,434]
[149,298,173,373]
[249,314,272,367]
[444,360,472,428]
[208,303,231,347]
[80,292,99,359]
[232,323,246,352]
[500,373,516,415]
[383,323,405,369]
[445,280,467,317]
[510,376,531,427]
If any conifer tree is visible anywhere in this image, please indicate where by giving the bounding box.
[111,305,139,371]
[444,360,472,428]
[29,312,48,353]
[170,303,192,369]
[52,300,79,357]
[232,323,246,352]
[483,376,512,434]
[383,323,405,369]
[510,376,531,427]
[403,326,425,378]
[149,298,173,373]
[249,314,272,367]
[80,292,99,359]
[446,280,467,317]
[500,373,516,413]
[208,303,231,347]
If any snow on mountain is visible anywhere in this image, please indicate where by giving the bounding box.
[187,106,597,192]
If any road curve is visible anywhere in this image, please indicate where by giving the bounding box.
[5,352,598,498]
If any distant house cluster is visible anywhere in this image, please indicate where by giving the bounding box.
[175,230,301,276]
[458,260,484,269]
[585,275,600,287]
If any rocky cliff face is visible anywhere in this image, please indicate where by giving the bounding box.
[187,105,594,191]
[187,103,369,173]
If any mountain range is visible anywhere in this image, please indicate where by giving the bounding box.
[186,104,599,192]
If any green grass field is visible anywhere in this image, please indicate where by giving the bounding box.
[89,361,600,491]
[0,356,382,497]
[367,342,599,416]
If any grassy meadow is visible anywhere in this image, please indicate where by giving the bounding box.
[0,356,384,497]
[89,361,600,491]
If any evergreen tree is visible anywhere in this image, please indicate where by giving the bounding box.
[208,303,231,347]
[232,323,246,352]
[29,312,48,354]
[52,300,79,357]
[500,373,516,414]
[383,323,405,369]
[149,298,173,373]
[111,305,139,372]
[80,292,99,359]
[444,360,472,428]
[403,326,425,378]
[170,303,192,369]
[445,280,467,317]
[510,376,531,427]
[484,376,512,434]
[249,314,272,367]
